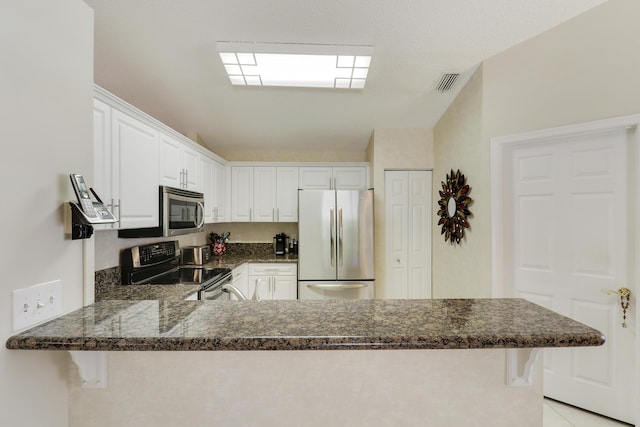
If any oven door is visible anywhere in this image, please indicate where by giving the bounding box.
[199,275,233,301]
[162,186,205,237]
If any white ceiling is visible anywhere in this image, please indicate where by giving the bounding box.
[83,0,606,155]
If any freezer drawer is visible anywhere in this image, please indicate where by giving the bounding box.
[298,281,374,300]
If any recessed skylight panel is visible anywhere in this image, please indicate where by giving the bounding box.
[217,43,372,89]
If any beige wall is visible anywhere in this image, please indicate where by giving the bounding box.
[483,0,640,139]
[0,1,93,425]
[432,0,640,298]
[69,350,542,427]
[432,67,489,298]
[367,129,433,297]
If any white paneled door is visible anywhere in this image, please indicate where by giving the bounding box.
[501,126,637,424]
[384,170,432,299]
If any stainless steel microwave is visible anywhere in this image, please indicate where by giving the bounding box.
[118,186,205,238]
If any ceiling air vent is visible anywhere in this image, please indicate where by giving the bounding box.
[435,73,460,93]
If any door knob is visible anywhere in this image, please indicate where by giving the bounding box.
[607,287,631,298]
[607,287,631,328]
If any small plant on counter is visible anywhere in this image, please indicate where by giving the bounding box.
[209,232,230,256]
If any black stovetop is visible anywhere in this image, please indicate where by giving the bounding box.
[148,267,231,285]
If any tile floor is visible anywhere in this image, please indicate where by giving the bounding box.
[544,398,633,427]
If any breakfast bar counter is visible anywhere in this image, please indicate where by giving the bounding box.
[6,298,603,351]
[5,298,604,427]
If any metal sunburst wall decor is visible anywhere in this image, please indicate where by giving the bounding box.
[437,169,473,245]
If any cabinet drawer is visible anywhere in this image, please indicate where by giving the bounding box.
[248,263,297,276]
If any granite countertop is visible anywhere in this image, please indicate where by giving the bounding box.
[95,243,298,302]
[95,284,201,302]
[6,298,605,352]
[201,253,298,270]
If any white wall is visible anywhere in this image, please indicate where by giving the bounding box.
[0,1,93,426]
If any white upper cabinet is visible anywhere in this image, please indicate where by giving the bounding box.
[231,166,299,222]
[111,109,159,230]
[253,167,277,222]
[159,132,201,192]
[203,157,230,224]
[183,145,201,191]
[299,166,368,190]
[231,167,253,221]
[276,167,299,222]
[92,99,118,230]
[200,154,215,223]
[213,161,230,222]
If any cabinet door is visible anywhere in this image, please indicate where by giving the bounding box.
[93,99,118,230]
[231,167,253,221]
[276,167,299,222]
[298,167,333,190]
[183,145,201,191]
[253,167,277,222]
[112,110,159,229]
[333,167,368,190]
[158,133,183,188]
[201,155,215,223]
[272,276,297,300]
[213,161,230,222]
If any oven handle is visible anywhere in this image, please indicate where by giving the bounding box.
[200,273,233,300]
[307,283,368,290]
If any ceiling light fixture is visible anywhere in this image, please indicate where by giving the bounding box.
[217,42,372,89]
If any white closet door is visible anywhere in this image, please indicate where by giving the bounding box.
[408,171,432,298]
[384,171,432,299]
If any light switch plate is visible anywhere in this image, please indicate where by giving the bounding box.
[12,280,62,332]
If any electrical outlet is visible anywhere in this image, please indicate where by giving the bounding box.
[12,280,62,332]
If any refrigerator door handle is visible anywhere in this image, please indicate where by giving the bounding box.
[306,283,368,290]
[330,206,335,267]
[338,207,343,267]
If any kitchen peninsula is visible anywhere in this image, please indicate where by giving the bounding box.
[6,298,603,427]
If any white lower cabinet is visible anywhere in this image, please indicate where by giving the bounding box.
[230,264,249,300]
[248,263,297,300]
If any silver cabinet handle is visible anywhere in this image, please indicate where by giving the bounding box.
[330,207,335,266]
[113,198,120,228]
[277,208,280,222]
[272,207,275,221]
[249,207,252,221]
[307,283,368,290]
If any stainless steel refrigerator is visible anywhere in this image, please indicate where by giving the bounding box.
[298,189,374,299]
